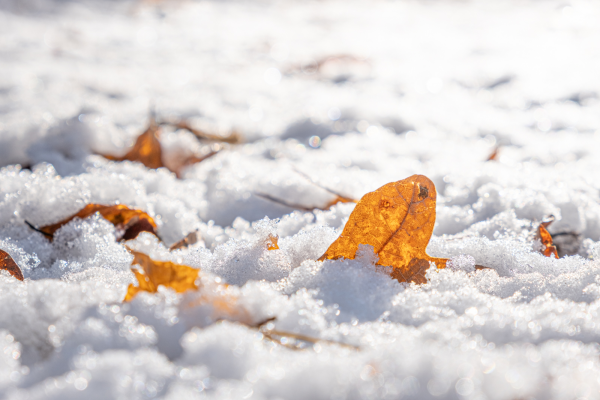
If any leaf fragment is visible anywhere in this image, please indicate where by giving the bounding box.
[318,175,447,284]
[169,230,200,251]
[124,250,200,301]
[487,146,500,161]
[38,204,157,241]
[267,234,279,250]
[537,216,559,259]
[0,250,24,281]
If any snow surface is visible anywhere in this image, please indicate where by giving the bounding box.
[2,0,600,398]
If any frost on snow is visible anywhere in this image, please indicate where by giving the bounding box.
[2,0,600,399]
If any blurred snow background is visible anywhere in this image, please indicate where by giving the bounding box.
[2,0,600,398]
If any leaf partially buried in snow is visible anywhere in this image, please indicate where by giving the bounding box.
[318,175,447,284]
[124,250,200,301]
[103,122,163,169]
[38,204,157,241]
[0,250,23,281]
[100,120,219,177]
[537,216,559,259]
[266,234,279,250]
[169,230,200,251]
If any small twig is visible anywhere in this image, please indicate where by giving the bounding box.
[263,329,360,350]
[254,192,314,212]
[158,120,241,144]
[24,221,53,239]
[292,167,357,203]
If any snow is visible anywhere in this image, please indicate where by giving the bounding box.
[2,0,600,398]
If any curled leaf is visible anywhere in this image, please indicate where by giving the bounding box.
[38,204,157,241]
[537,216,559,259]
[124,250,200,301]
[318,175,447,284]
[0,250,24,281]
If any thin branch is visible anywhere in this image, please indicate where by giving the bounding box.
[25,221,53,239]
[158,120,241,144]
[292,167,357,203]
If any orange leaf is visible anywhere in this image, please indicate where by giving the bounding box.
[39,204,157,241]
[0,250,23,281]
[103,123,163,169]
[318,175,447,284]
[538,216,559,259]
[487,146,500,161]
[124,250,200,301]
[267,234,279,250]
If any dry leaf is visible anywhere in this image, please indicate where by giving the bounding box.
[38,204,157,241]
[318,175,447,284]
[267,234,279,250]
[125,250,248,323]
[124,250,200,301]
[169,230,200,251]
[0,250,24,281]
[104,122,163,169]
[101,120,221,177]
[537,216,559,259]
[487,146,500,161]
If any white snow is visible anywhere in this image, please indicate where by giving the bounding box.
[2,0,600,398]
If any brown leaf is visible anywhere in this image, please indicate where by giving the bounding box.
[101,120,222,178]
[39,204,157,241]
[103,122,163,169]
[537,216,559,259]
[169,230,200,251]
[318,175,447,284]
[124,250,200,301]
[0,250,24,281]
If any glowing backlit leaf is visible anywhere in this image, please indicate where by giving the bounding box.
[318,175,447,284]
[39,204,157,241]
[124,250,200,301]
[100,121,223,177]
[267,234,279,250]
[538,216,559,259]
[0,250,23,281]
[103,123,163,169]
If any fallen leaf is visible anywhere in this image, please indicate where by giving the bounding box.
[267,234,279,250]
[318,175,447,284]
[0,250,24,281]
[169,230,200,251]
[124,250,200,301]
[103,122,163,169]
[37,204,157,241]
[537,216,559,259]
[100,119,222,177]
[487,146,500,161]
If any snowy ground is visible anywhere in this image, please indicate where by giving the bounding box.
[2,0,600,398]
